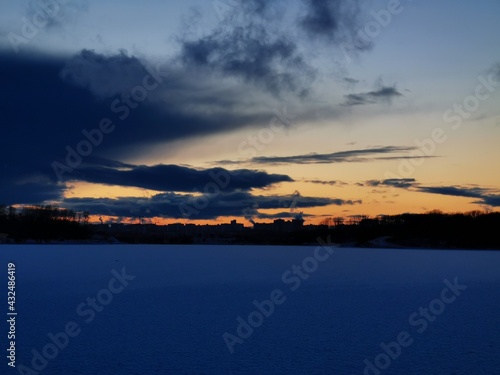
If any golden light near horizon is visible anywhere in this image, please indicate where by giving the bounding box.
[64,182,163,200]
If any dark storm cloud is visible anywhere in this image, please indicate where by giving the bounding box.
[223,146,430,166]
[343,86,403,106]
[62,191,358,220]
[0,52,273,205]
[69,161,293,192]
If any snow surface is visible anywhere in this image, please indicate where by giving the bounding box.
[1,245,499,374]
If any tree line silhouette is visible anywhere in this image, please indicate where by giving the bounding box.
[0,205,91,242]
[0,205,499,248]
[320,210,500,249]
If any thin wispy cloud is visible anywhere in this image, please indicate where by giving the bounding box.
[363,179,500,207]
[343,86,403,106]
[304,179,347,186]
[218,146,433,166]
[365,178,417,189]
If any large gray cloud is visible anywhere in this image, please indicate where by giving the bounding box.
[180,0,370,97]
[180,3,313,97]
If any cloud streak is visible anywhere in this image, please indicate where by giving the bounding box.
[365,178,417,189]
[63,191,360,220]
[343,86,403,106]
[304,179,347,186]
[363,179,500,207]
[219,146,433,166]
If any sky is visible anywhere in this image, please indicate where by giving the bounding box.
[0,0,499,225]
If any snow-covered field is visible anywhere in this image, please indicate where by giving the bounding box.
[1,245,499,374]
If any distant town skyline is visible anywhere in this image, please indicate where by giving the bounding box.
[1,0,500,225]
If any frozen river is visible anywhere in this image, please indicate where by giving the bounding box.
[1,245,499,374]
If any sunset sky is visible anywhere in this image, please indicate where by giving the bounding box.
[1,0,499,225]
